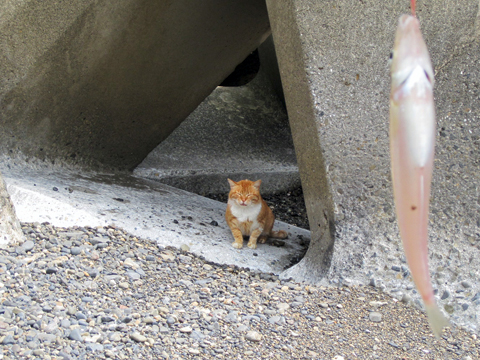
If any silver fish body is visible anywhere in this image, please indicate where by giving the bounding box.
[389,14,448,337]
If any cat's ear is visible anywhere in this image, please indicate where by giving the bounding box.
[253,180,262,189]
[227,179,237,189]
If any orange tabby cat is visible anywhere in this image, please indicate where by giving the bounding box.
[225,179,288,249]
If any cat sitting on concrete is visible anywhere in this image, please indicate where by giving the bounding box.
[225,179,287,249]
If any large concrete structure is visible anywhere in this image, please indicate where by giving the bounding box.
[0,0,270,170]
[1,0,480,328]
[266,0,480,301]
[1,0,480,332]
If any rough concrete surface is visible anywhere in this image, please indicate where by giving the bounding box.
[0,0,270,170]
[267,0,480,332]
[135,70,300,196]
[1,164,309,275]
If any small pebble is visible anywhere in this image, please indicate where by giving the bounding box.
[245,331,262,342]
[2,335,15,345]
[22,240,35,252]
[130,333,147,343]
[69,329,83,342]
[179,326,193,333]
[369,312,382,323]
[401,293,411,303]
[70,247,82,255]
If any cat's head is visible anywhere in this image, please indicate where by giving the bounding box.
[227,179,262,207]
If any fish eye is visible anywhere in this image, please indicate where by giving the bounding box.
[424,70,432,83]
[387,51,394,67]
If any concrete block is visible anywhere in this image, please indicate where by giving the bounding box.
[266,0,480,287]
[0,0,270,170]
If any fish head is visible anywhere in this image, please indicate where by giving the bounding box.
[390,15,434,91]
[389,14,436,167]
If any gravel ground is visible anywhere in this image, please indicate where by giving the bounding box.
[0,222,478,359]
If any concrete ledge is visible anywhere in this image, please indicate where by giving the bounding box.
[2,166,310,275]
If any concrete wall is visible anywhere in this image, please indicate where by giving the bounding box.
[267,0,480,285]
[0,0,270,170]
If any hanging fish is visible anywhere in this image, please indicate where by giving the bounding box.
[389,11,449,337]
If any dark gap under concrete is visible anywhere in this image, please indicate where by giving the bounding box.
[220,50,260,87]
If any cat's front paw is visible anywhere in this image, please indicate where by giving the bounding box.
[247,241,257,249]
[232,241,243,249]
[258,235,268,244]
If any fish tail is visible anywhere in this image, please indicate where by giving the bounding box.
[425,303,449,338]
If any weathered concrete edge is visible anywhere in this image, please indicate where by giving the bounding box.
[265,0,336,282]
[0,171,24,246]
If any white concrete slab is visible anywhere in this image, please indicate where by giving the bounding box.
[2,166,310,275]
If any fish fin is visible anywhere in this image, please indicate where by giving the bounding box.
[425,303,449,338]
